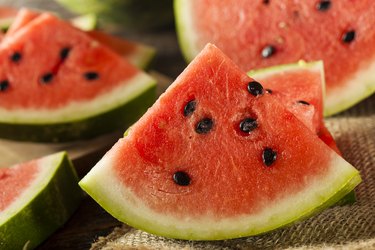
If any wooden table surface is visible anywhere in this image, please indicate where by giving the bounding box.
[0,1,187,249]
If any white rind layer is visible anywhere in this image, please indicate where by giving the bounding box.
[0,152,64,225]
[174,0,200,62]
[127,45,155,69]
[80,143,360,240]
[324,59,375,116]
[0,72,155,124]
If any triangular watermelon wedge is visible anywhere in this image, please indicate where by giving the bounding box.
[80,44,361,240]
[0,152,82,249]
[0,13,156,142]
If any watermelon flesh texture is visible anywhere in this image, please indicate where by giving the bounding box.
[2,8,154,69]
[0,152,82,249]
[175,0,375,115]
[80,44,361,240]
[249,61,341,156]
[0,13,156,142]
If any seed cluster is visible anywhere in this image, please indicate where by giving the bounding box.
[0,46,100,92]
[175,80,279,186]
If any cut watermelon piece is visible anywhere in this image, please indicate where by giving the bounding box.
[175,0,375,115]
[248,61,341,155]
[80,44,361,240]
[0,13,156,142]
[249,61,324,134]
[0,152,82,249]
[2,8,155,69]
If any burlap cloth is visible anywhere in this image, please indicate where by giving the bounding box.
[91,95,375,250]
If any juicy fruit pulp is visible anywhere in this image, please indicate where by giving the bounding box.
[0,152,82,249]
[175,0,375,115]
[80,44,360,240]
[0,12,156,142]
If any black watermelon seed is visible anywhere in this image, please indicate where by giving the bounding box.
[266,88,273,94]
[261,45,276,58]
[173,171,191,186]
[262,148,277,166]
[263,0,270,4]
[247,81,264,96]
[10,52,22,62]
[0,80,9,91]
[40,73,54,84]
[342,30,356,44]
[239,118,258,133]
[60,47,71,60]
[316,0,331,11]
[84,72,99,81]
[195,118,213,134]
[184,100,196,117]
[297,100,310,105]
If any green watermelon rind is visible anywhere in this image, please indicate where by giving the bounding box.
[79,148,361,240]
[0,74,156,142]
[0,152,83,249]
[324,67,375,116]
[126,44,156,70]
[174,0,199,62]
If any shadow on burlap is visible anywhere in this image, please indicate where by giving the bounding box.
[92,95,375,250]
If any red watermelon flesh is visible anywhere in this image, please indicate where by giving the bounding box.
[0,13,139,109]
[4,8,39,37]
[1,8,154,69]
[0,161,36,211]
[249,62,341,154]
[79,44,360,240]
[175,0,375,115]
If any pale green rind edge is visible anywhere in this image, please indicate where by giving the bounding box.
[174,0,198,62]
[0,152,83,250]
[70,13,97,31]
[80,157,361,241]
[0,78,157,142]
[130,45,156,70]
[324,81,375,116]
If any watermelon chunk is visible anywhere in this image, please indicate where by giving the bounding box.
[1,8,155,69]
[80,44,361,240]
[0,152,82,249]
[249,61,342,155]
[0,13,156,142]
[175,0,375,115]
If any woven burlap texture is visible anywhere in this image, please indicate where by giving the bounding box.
[91,95,375,250]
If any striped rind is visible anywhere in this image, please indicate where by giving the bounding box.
[0,152,83,249]
[80,143,360,240]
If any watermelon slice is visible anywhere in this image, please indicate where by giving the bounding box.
[249,61,341,155]
[79,44,361,240]
[0,152,82,249]
[1,8,155,69]
[0,13,156,142]
[174,0,375,116]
